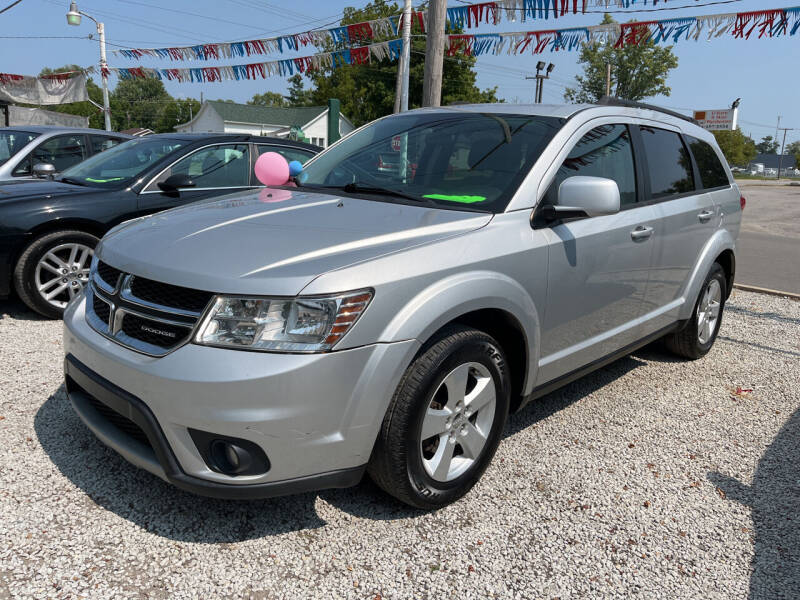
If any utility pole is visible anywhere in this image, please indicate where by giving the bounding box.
[777,127,793,180]
[526,62,555,103]
[775,115,781,145]
[422,0,447,107]
[66,2,111,131]
[606,63,612,97]
[394,0,413,113]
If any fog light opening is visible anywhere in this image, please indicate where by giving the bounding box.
[210,440,253,475]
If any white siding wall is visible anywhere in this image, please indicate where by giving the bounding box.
[303,112,356,148]
[175,106,224,133]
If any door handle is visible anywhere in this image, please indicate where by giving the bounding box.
[698,210,715,223]
[630,225,654,241]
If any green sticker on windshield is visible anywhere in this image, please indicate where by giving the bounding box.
[423,194,487,204]
[85,177,124,183]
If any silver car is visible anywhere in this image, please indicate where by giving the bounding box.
[62,102,742,508]
[0,126,131,181]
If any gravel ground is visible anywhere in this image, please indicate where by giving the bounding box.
[1,291,798,599]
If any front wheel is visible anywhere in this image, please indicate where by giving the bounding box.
[13,230,98,319]
[368,325,510,509]
[665,262,727,359]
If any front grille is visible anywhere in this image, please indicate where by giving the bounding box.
[97,261,122,289]
[129,276,214,314]
[92,294,111,325]
[121,312,192,349]
[87,266,210,356]
[84,394,152,450]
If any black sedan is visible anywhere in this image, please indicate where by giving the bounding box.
[0,133,320,317]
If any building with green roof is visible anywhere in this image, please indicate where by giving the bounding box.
[175,100,354,148]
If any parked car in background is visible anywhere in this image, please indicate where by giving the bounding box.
[63,101,742,508]
[0,133,320,317]
[0,126,132,182]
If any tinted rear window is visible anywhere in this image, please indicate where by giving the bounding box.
[687,136,729,189]
[639,126,695,199]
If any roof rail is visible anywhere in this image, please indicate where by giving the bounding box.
[597,96,698,125]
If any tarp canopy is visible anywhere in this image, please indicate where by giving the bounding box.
[7,105,88,128]
[0,72,89,105]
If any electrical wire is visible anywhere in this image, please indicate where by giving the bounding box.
[0,0,23,14]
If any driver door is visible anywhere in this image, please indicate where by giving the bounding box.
[536,123,657,385]
[138,143,253,212]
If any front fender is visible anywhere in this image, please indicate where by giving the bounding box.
[380,271,541,396]
[678,229,736,321]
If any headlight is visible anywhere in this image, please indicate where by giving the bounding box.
[194,290,372,353]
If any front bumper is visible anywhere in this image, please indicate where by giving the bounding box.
[63,296,419,498]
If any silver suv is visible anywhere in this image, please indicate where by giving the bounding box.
[63,102,742,508]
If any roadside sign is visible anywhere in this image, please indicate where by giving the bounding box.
[391,135,402,151]
[693,108,738,131]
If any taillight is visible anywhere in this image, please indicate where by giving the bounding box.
[740,195,746,210]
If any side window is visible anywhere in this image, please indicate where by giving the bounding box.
[13,134,87,176]
[34,134,86,173]
[90,135,125,155]
[256,145,315,165]
[686,136,730,189]
[638,126,695,198]
[545,124,637,207]
[150,144,250,190]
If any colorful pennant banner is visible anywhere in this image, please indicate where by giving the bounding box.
[113,0,708,62]
[0,68,93,85]
[104,7,800,83]
[443,7,800,56]
[108,40,404,83]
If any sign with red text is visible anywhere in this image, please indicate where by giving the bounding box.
[693,108,738,131]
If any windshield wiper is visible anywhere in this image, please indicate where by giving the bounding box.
[59,176,87,187]
[341,182,429,204]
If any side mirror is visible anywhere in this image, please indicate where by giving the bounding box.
[543,176,621,221]
[33,163,57,179]
[158,173,196,194]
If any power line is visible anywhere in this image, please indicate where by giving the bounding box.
[0,0,23,14]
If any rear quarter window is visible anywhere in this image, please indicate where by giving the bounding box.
[638,126,695,199]
[686,136,730,189]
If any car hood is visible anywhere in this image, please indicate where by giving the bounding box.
[99,188,492,296]
[0,179,98,201]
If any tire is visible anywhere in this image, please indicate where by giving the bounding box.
[368,325,511,509]
[13,230,98,319]
[664,262,726,360]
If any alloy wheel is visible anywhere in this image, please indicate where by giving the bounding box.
[697,278,722,345]
[34,242,93,310]
[419,362,497,482]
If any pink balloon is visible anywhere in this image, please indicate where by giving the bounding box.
[254,152,290,186]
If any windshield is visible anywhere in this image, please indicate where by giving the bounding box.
[59,137,186,188]
[0,130,39,167]
[301,111,563,212]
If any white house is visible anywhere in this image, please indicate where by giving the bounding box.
[175,100,354,148]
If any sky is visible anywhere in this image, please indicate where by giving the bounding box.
[1,0,798,146]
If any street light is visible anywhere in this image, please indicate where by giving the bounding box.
[66,1,111,131]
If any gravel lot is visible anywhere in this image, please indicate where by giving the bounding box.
[1,291,798,599]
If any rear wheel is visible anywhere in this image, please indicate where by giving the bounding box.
[13,230,97,319]
[665,262,726,359]
[368,325,510,509]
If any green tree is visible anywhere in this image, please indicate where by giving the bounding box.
[755,135,779,154]
[154,97,201,133]
[110,78,173,132]
[712,128,757,167]
[37,65,105,129]
[248,91,287,107]
[286,74,313,107]
[564,14,679,103]
[299,0,499,126]
[786,140,800,168]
